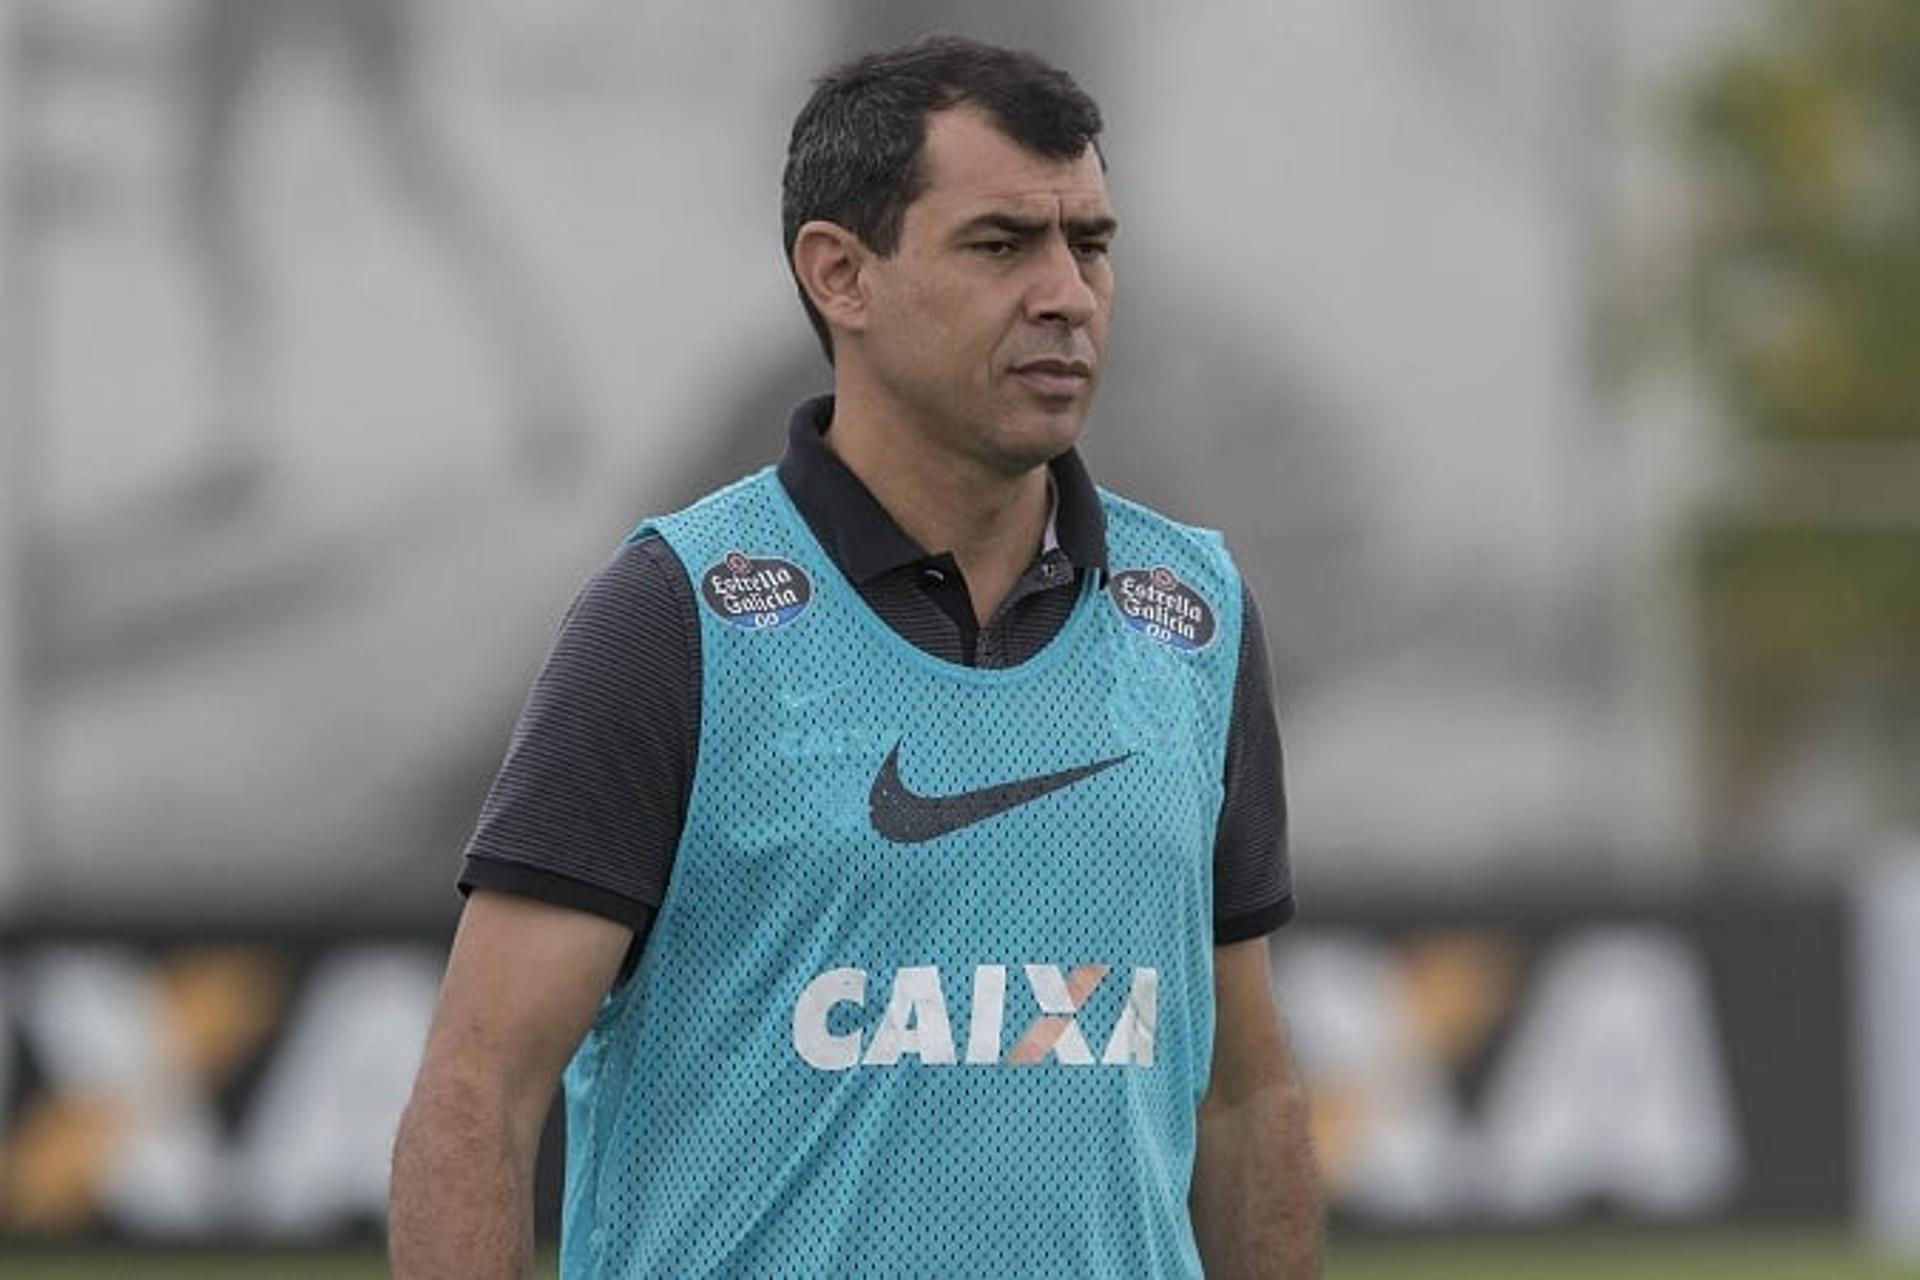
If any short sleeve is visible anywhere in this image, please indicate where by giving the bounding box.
[1212,582,1295,942]
[457,535,699,929]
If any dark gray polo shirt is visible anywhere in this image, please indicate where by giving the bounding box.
[460,397,1294,968]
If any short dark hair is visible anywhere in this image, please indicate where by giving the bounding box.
[781,35,1105,362]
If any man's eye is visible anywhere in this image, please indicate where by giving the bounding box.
[1075,241,1112,259]
[972,240,1018,256]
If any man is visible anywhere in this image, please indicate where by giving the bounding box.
[391,35,1320,1278]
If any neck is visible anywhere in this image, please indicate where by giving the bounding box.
[825,381,1052,625]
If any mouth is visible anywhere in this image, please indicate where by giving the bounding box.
[1010,357,1094,399]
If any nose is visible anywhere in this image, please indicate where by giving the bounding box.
[1025,237,1100,329]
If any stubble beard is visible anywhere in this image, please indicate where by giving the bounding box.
[961,383,1093,479]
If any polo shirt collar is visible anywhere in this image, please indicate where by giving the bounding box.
[775,395,1109,584]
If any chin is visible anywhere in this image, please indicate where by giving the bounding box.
[991,413,1084,471]
[1028,396,1092,440]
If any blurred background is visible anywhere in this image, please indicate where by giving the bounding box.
[1,0,1917,1274]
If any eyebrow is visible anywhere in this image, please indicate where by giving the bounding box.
[953,211,1120,240]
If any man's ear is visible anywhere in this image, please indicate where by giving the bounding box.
[791,220,871,340]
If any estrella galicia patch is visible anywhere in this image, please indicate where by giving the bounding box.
[700,549,813,630]
[1107,564,1217,652]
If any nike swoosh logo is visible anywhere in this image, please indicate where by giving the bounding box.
[869,740,1133,844]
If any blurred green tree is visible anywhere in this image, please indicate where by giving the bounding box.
[1688,0,1920,441]
[1681,0,1920,852]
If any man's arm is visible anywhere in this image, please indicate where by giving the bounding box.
[390,889,632,1279]
[1191,936,1322,1278]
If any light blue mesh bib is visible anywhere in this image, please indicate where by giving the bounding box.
[561,467,1243,1278]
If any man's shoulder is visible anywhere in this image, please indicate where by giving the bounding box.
[558,534,695,650]
[636,467,780,534]
[1096,485,1246,664]
[596,528,686,583]
[1095,486,1231,560]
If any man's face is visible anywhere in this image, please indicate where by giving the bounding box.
[856,106,1116,475]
